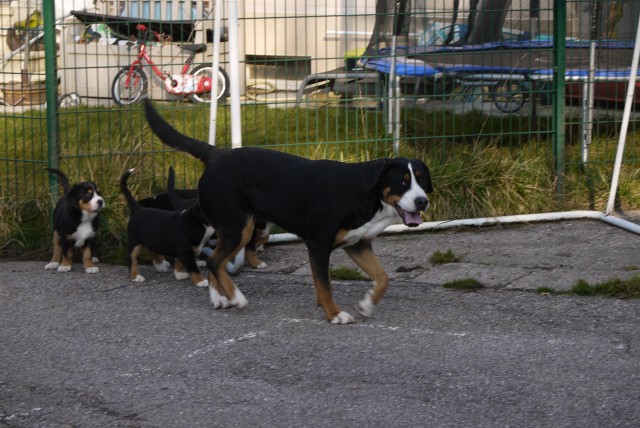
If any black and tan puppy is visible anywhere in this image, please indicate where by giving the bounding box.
[120,168,214,287]
[144,100,433,324]
[44,168,104,273]
[138,166,200,273]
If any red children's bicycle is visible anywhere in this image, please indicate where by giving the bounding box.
[111,24,229,105]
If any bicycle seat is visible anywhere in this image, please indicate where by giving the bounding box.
[179,44,207,54]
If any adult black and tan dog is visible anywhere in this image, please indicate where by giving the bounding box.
[120,168,214,287]
[143,100,433,324]
[44,168,104,273]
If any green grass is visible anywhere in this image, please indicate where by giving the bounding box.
[443,278,484,291]
[1,103,640,261]
[430,250,461,264]
[570,276,640,299]
[537,276,640,299]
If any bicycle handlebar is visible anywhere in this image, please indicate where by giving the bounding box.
[134,23,161,43]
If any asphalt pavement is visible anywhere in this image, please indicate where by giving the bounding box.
[1,217,640,427]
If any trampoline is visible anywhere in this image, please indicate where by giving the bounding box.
[298,1,640,117]
[361,39,640,113]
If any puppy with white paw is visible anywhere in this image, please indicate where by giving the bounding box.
[44,168,104,274]
[120,169,213,288]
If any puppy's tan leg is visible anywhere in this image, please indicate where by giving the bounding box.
[82,244,99,273]
[58,245,74,272]
[344,240,389,318]
[189,271,208,287]
[245,249,266,269]
[129,244,145,282]
[153,254,171,272]
[45,231,63,270]
[245,227,269,269]
[173,260,190,280]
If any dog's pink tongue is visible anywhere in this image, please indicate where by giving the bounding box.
[403,211,423,227]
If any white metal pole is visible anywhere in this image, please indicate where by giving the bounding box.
[388,35,401,155]
[387,35,397,136]
[582,40,596,163]
[207,0,223,146]
[605,11,640,214]
[227,0,242,149]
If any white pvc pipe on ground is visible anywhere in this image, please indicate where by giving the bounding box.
[266,211,640,244]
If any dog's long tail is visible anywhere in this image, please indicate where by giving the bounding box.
[46,167,71,194]
[143,99,214,163]
[120,168,141,214]
[166,166,182,210]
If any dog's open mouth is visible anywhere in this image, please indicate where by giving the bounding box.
[395,204,422,227]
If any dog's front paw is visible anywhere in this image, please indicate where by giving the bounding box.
[210,288,230,309]
[57,265,72,273]
[45,262,60,270]
[153,259,171,272]
[132,274,146,283]
[197,260,207,268]
[356,291,375,318]
[174,271,190,280]
[92,257,100,264]
[85,267,99,274]
[330,311,355,325]
[254,261,268,269]
[195,279,209,288]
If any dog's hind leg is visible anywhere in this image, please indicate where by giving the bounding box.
[129,244,146,282]
[344,240,389,318]
[206,268,230,308]
[307,242,355,325]
[206,220,254,308]
[45,231,63,270]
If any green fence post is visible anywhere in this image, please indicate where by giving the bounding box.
[553,0,566,199]
[42,0,57,174]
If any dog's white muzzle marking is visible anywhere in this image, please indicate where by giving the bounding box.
[397,163,428,214]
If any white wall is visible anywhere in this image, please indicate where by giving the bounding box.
[242,0,377,75]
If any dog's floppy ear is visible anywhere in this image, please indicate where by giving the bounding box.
[411,159,434,193]
[64,184,83,209]
[363,158,391,190]
[364,158,389,190]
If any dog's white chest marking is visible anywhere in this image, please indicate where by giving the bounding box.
[339,203,398,247]
[71,212,98,247]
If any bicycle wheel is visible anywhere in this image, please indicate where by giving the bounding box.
[492,80,526,113]
[58,92,81,108]
[189,65,229,103]
[112,66,148,106]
